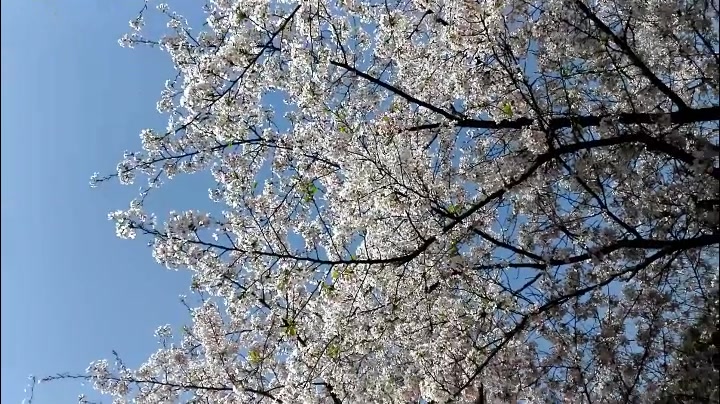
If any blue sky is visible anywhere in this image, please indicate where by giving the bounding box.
[1,1,208,402]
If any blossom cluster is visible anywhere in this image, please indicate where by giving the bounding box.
[74,0,720,402]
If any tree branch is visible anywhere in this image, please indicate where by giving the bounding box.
[406,106,719,131]
[573,0,689,109]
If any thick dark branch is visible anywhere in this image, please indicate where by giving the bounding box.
[633,130,720,179]
[331,59,718,176]
[329,32,718,178]
[136,132,716,277]
[407,106,720,131]
[473,234,719,270]
[329,60,458,121]
[468,225,543,261]
[313,382,342,404]
[331,56,715,133]
[476,384,486,404]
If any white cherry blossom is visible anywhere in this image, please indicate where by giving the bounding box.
[32,0,720,403]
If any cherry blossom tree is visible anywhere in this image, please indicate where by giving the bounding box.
[36,0,719,402]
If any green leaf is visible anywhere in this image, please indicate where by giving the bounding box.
[284,319,298,337]
[327,344,341,359]
[252,181,258,190]
[560,63,572,77]
[301,182,318,202]
[447,204,460,214]
[449,241,459,256]
[248,349,261,365]
[501,102,513,117]
[331,269,340,281]
[322,283,335,294]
